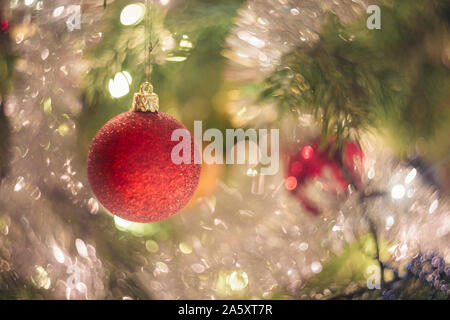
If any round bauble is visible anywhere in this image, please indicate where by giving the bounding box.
[285,139,364,215]
[87,111,201,222]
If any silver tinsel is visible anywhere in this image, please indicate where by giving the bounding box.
[0,0,448,300]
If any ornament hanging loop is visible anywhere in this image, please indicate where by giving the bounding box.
[132,81,159,112]
[141,81,153,94]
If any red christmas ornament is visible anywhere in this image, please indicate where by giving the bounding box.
[87,83,201,222]
[0,20,9,33]
[285,138,364,215]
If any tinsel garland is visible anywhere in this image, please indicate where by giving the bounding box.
[0,0,448,300]
[260,0,450,150]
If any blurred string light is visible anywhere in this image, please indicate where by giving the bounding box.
[367,167,375,179]
[391,184,406,200]
[120,3,145,26]
[52,245,65,263]
[385,216,395,230]
[14,176,25,192]
[160,33,175,51]
[114,215,133,229]
[108,71,132,98]
[404,168,417,184]
[237,31,265,49]
[285,176,297,191]
[214,270,249,296]
[228,270,249,291]
[114,215,161,237]
[165,56,187,62]
[311,261,322,274]
[179,35,193,49]
[429,199,439,214]
[165,35,192,62]
[53,6,65,17]
[145,239,159,253]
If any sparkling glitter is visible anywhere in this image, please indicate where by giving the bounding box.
[1,0,449,301]
[146,240,159,253]
[31,266,51,289]
[179,242,193,254]
[391,184,406,199]
[429,200,439,214]
[14,176,25,192]
[368,167,375,179]
[76,282,87,294]
[75,239,88,258]
[155,262,169,273]
[41,48,49,60]
[228,270,249,291]
[385,216,395,230]
[246,168,258,177]
[30,187,41,200]
[299,242,309,251]
[53,6,65,17]
[87,198,99,215]
[191,263,205,273]
[404,168,417,184]
[311,261,322,274]
[52,245,65,264]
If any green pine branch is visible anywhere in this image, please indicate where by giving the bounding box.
[262,0,450,152]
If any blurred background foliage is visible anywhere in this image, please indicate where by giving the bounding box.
[78,0,450,189]
[262,0,450,161]
[79,0,244,157]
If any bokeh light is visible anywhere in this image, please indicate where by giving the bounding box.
[120,4,145,26]
[108,71,132,98]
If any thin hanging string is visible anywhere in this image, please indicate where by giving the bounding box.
[144,0,154,81]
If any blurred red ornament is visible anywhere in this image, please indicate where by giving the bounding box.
[285,139,364,215]
[301,145,314,160]
[0,20,9,33]
[87,111,201,223]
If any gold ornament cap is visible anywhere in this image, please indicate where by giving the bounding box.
[132,82,159,112]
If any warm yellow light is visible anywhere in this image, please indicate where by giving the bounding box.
[120,3,145,26]
[114,215,161,237]
[179,39,193,49]
[227,270,248,291]
[114,215,133,229]
[108,71,132,98]
[165,56,187,62]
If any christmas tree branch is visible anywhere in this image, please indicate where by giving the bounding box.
[262,0,450,152]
